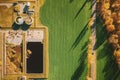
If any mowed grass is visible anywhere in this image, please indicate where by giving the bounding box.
[40,0,91,80]
[40,0,120,80]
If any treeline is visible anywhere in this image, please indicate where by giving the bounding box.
[98,0,120,68]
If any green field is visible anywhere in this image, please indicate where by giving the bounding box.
[40,0,91,80]
[40,0,120,80]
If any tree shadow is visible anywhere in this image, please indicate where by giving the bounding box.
[98,42,120,80]
[74,0,90,19]
[103,56,120,80]
[69,0,74,3]
[71,47,88,80]
[96,15,120,80]
[71,22,88,49]
[70,19,90,80]
[96,35,120,80]
[94,16,109,49]
[81,41,89,50]
[97,41,113,60]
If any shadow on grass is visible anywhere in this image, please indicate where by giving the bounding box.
[71,47,88,80]
[81,41,89,50]
[94,16,109,49]
[70,20,90,80]
[74,0,90,19]
[71,22,88,49]
[69,0,74,3]
[103,54,120,80]
[96,16,120,80]
[97,41,113,59]
[97,42,120,80]
[102,43,120,80]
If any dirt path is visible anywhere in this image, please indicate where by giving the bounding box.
[91,0,97,80]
